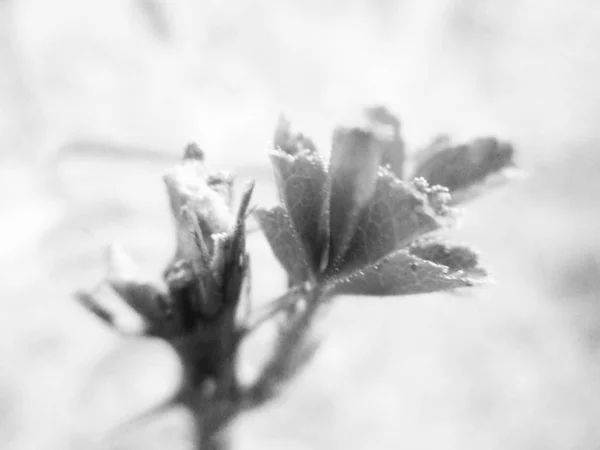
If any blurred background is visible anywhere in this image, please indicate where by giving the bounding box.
[1,0,600,448]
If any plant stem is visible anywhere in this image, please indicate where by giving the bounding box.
[242,283,325,408]
[239,284,305,337]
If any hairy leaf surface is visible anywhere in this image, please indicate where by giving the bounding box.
[412,136,515,203]
[328,172,450,278]
[270,151,329,273]
[330,248,484,296]
[254,206,311,285]
[409,240,486,276]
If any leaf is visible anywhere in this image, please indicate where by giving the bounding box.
[180,205,211,272]
[364,106,406,179]
[210,180,255,280]
[183,142,205,161]
[411,134,451,170]
[109,280,173,336]
[76,290,116,327]
[164,170,233,237]
[329,247,485,297]
[327,171,451,278]
[214,180,255,312]
[328,124,386,264]
[408,240,487,276]
[163,148,239,304]
[102,243,174,336]
[270,150,329,273]
[412,136,515,203]
[163,152,234,267]
[76,283,148,335]
[273,115,318,156]
[254,206,311,285]
[205,170,235,208]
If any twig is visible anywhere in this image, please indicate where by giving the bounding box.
[239,284,305,337]
[242,284,324,408]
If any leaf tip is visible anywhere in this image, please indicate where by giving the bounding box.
[183,142,205,161]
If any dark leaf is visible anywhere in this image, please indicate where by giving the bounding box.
[211,178,254,279]
[76,283,147,335]
[179,181,255,320]
[76,290,116,327]
[109,280,173,336]
[164,262,206,332]
[180,206,211,272]
[412,136,516,203]
[270,150,329,273]
[330,247,486,297]
[213,180,255,309]
[254,206,311,285]
[328,172,452,278]
[103,243,175,336]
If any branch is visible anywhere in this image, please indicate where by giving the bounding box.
[242,284,324,408]
[238,284,306,338]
